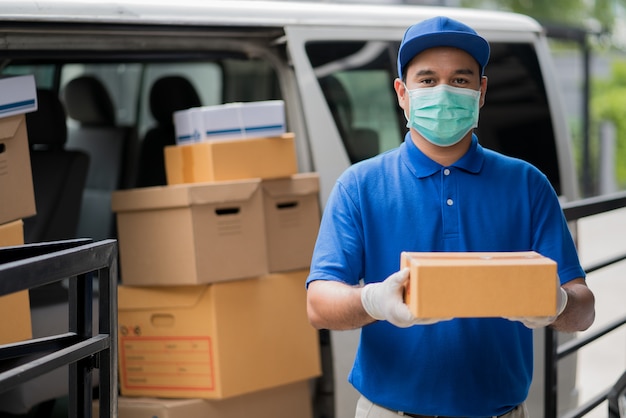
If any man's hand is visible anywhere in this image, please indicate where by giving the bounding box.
[361,268,452,327]
[507,277,568,329]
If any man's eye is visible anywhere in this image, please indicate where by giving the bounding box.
[454,78,469,85]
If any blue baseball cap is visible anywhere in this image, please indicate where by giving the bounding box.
[397,16,490,78]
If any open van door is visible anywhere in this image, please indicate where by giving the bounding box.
[286,25,407,418]
[286,26,405,208]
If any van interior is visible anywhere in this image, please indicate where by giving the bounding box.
[0,28,562,417]
[2,37,561,247]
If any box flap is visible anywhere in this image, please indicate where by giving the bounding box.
[401,251,555,266]
[112,186,188,212]
[0,75,38,118]
[0,115,24,141]
[112,179,261,212]
[209,132,295,145]
[262,172,320,198]
[188,178,261,205]
[118,285,207,311]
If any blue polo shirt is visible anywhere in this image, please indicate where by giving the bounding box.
[307,133,585,417]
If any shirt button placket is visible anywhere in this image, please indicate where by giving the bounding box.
[444,168,453,206]
[442,167,458,236]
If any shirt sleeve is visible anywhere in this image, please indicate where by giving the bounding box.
[306,176,365,288]
[530,168,586,284]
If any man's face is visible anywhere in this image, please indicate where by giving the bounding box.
[397,46,487,113]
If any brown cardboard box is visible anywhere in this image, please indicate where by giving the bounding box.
[112,179,268,285]
[0,219,33,344]
[262,173,320,272]
[0,115,36,225]
[401,251,558,318]
[0,75,38,225]
[117,270,321,399]
[93,381,313,418]
[164,133,297,185]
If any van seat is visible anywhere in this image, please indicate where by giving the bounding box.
[23,89,89,244]
[62,75,129,241]
[136,75,201,187]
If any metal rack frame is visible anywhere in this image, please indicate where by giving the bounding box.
[544,191,626,418]
[0,239,118,418]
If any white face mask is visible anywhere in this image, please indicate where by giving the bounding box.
[405,84,481,147]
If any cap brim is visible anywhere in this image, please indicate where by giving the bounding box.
[399,31,490,76]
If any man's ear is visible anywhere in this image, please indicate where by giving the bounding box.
[394,78,409,111]
[479,76,488,108]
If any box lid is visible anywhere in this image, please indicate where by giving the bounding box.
[0,75,38,119]
[95,397,210,417]
[206,132,295,146]
[112,179,261,212]
[402,251,555,267]
[118,285,207,311]
[262,172,320,198]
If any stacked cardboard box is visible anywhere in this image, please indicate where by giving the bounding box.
[0,75,38,346]
[117,270,320,399]
[112,103,321,415]
[112,174,320,285]
[164,133,297,184]
[0,220,33,345]
[93,380,312,418]
[112,179,269,285]
[0,75,38,225]
[172,100,286,144]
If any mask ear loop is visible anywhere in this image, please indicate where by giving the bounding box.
[402,82,410,125]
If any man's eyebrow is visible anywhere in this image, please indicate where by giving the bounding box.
[415,69,436,76]
[414,68,476,76]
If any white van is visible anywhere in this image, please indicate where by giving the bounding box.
[0,1,579,417]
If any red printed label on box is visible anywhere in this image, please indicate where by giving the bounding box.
[120,336,215,392]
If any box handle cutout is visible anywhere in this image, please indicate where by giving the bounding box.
[0,144,5,154]
[276,201,298,210]
[151,314,175,327]
[215,207,240,216]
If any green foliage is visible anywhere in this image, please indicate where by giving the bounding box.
[460,0,615,32]
[591,59,626,186]
[461,0,626,191]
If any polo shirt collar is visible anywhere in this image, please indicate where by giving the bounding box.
[400,132,484,178]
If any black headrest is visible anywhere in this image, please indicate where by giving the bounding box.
[62,75,116,126]
[149,76,201,126]
[26,89,68,148]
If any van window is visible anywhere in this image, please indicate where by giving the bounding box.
[1,53,284,242]
[58,58,281,139]
[306,40,562,195]
[478,42,561,195]
[2,64,58,90]
[306,41,404,163]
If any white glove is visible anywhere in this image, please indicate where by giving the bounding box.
[361,268,452,328]
[507,278,568,329]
